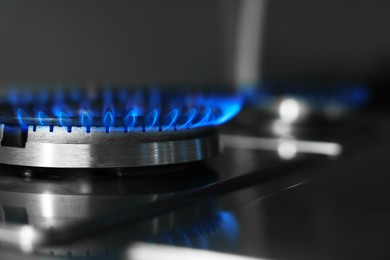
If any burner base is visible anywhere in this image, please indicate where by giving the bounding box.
[0,125,220,168]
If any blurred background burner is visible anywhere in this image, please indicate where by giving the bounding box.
[0,87,242,168]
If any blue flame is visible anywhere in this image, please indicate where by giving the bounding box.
[38,89,49,104]
[8,89,19,105]
[57,112,67,126]
[149,211,239,249]
[145,109,159,131]
[212,103,241,125]
[103,89,115,130]
[80,110,93,127]
[188,227,209,249]
[162,108,179,131]
[103,111,114,126]
[103,111,115,133]
[218,211,239,241]
[3,87,243,131]
[124,110,138,129]
[37,111,48,126]
[80,110,92,133]
[177,108,196,129]
[241,82,370,109]
[16,109,28,129]
[192,107,212,128]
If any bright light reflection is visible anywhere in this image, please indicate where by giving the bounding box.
[41,192,54,218]
[271,119,292,136]
[277,139,297,160]
[80,182,92,194]
[222,135,342,157]
[279,98,300,123]
[19,226,36,253]
[128,242,267,260]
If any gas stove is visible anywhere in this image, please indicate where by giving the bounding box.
[0,85,384,260]
[0,86,247,259]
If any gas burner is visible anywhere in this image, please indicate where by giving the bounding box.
[0,87,242,168]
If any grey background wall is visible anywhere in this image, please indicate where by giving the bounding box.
[0,0,233,85]
[0,0,389,91]
[263,0,390,83]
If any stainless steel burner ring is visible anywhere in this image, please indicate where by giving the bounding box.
[0,125,220,168]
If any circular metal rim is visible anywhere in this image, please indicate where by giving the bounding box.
[0,125,220,168]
